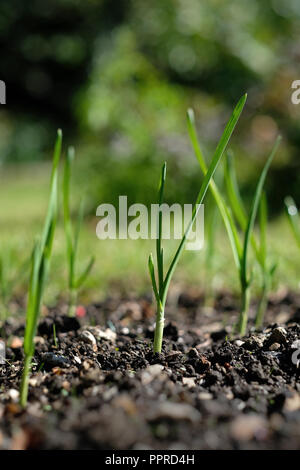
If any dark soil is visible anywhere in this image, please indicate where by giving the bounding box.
[0,290,299,450]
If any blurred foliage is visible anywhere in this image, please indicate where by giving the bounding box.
[75,27,195,207]
[0,0,127,161]
[1,0,300,211]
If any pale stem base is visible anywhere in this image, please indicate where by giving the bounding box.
[20,354,32,408]
[153,305,165,353]
[238,287,250,336]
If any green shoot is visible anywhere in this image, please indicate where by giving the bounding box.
[53,324,58,348]
[187,109,242,270]
[188,104,281,335]
[204,195,220,305]
[149,94,247,353]
[232,140,280,333]
[255,192,277,328]
[224,155,278,329]
[284,196,300,250]
[205,199,219,268]
[20,129,62,408]
[63,147,95,316]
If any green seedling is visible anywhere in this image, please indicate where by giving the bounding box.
[63,147,95,317]
[284,196,300,250]
[187,106,281,335]
[224,155,277,329]
[149,94,247,353]
[203,193,221,306]
[20,130,62,408]
[224,146,279,334]
[53,324,58,348]
[254,192,277,328]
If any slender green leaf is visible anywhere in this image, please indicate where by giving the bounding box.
[224,151,247,230]
[40,129,62,250]
[63,146,94,299]
[224,151,262,263]
[74,199,84,257]
[23,242,40,356]
[258,191,267,268]
[63,147,75,287]
[241,135,281,287]
[148,253,160,305]
[269,261,277,278]
[156,162,166,294]
[187,108,243,268]
[162,94,247,305]
[75,256,95,289]
[23,129,62,357]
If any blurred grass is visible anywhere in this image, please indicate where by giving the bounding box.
[0,162,156,305]
[1,162,299,308]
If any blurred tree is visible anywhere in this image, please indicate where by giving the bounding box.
[0,0,128,161]
[1,0,300,212]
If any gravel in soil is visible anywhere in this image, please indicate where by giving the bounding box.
[0,291,299,450]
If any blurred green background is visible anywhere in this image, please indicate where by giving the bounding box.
[0,0,300,305]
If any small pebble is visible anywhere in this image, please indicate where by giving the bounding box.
[182,377,196,388]
[284,392,300,412]
[86,326,117,342]
[34,336,45,345]
[269,342,281,351]
[230,414,268,441]
[291,339,300,349]
[148,402,201,423]
[141,364,164,385]
[80,330,97,347]
[198,392,213,401]
[10,337,23,349]
[243,335,264,350]
[42,352,70,370]
[73,356,81,364]
[8,389,19,402]
[268,327,287,345]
